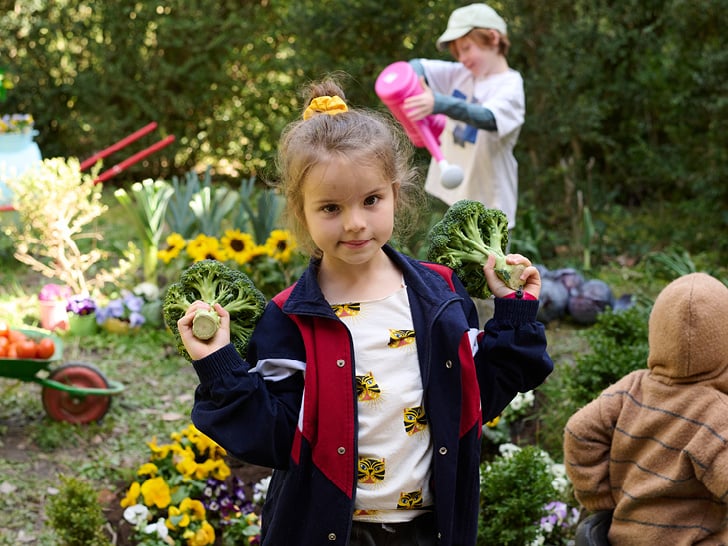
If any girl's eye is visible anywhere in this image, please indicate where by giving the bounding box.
[321,204,339,214]
[364,195,379,207]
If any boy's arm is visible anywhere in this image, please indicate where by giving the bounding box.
[563,388,626,512]
[409,58,497,130]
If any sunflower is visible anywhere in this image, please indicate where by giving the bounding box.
[186,234,226,262]
[220,229,255,265]
[264,229,297,263]
[157,233,187,264]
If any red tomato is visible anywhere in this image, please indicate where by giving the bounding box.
[35,337,55,359]
[14,339,37,359]
[0,320,9,338]
[0,337,8,357]
[7,329,27,344]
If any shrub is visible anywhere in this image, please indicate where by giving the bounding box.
[46,475,111,546]
[478,444,578,545]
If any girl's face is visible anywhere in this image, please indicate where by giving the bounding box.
[453,33,499,77]
[302,155,397,270]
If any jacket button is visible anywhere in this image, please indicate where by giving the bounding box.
[328,533,337,541]
[439,446,448,455]
[337,359,345,367]
[445,360,453,368]
[337,446,346,455]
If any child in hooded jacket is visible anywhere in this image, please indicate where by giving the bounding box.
[178,78,553,546]
[564,272,728,545]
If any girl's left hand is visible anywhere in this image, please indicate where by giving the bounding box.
[483,253,542,299]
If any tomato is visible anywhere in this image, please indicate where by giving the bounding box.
[0,320,9,338]
[14,338,37,359]
[35,337,56,359]
[5,343,17,358]
[0,337,8,357]
[7,329,27,344]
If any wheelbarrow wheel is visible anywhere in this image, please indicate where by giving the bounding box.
[41,363,112,424]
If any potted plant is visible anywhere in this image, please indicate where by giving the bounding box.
[38,283,72,331]
[65,294,98,336]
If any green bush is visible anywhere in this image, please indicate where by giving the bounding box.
[478,444,576,545]
[45,475,111,546]
[538,304,651,458]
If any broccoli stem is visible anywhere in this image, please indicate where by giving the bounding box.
[192,309,221,340]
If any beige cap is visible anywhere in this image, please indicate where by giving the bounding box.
[436,3,507,50]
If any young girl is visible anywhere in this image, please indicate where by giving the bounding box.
[403,3,524,232]
[178,79,553,546]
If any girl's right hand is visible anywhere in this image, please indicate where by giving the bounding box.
[178,302,231,361]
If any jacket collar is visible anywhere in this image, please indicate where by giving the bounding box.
[281,244,460,317]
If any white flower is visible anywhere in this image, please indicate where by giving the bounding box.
[122,504,149,527]
[134,282,160,301]
[498,442,521,458]
[253,475,271,505]
[144,517,169,539]
[509,390,535,412]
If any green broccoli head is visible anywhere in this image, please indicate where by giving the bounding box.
[426,200,523,298]
[162,259,267,361]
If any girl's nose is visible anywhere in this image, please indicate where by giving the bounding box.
[343,209,366,231]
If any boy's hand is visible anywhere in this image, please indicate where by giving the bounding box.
[403,77,435,121]
[178,301,231,361]
[483,254,542,299]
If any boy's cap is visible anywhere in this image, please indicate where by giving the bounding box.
[436,3,507,50]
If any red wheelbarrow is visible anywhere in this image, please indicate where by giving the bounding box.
[0,328,124,424]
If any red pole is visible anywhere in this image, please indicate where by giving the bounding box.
[80,122,158,171]
[94,135,175,183]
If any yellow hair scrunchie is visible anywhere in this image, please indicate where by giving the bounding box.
[302,95,348,120]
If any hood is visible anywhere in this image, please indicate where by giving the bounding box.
[648,272,728,385]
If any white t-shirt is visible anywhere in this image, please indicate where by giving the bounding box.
[420,59,525,229]
[331,285,433,523]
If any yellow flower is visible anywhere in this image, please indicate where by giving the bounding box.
[175,450,199,480]
[120,481,140,508]
[220,229,255,264]
[137,462,159,477]
[184,520,216,546]
[265,229,296,263]
[158,233,187,264]
[167,504,191,529]
[186,234,225,262]
[147,437,173,460]
[485,415,501,428]
[180,498,206,520]
[141,476,171,509]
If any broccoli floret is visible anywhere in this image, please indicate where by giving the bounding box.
[426,200,525,298]
[162,259,267,361]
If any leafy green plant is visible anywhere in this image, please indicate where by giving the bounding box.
[564,305,650,406]
[114,179,174,285]
[45,475,111,546]
[166,169,204,238]
[479,444,578,545]
[233,177,285,244]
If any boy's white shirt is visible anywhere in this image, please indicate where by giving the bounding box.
[419,59,525,229]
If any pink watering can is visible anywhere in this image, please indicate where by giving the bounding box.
[375,61,464,189]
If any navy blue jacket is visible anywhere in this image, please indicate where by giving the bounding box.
[191,245,553,545]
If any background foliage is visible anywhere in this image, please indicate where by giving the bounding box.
[2,0,726,265]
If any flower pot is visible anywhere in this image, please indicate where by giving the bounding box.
[39,300,70,331]
[102,317,137,334]
[68,313,98,337]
